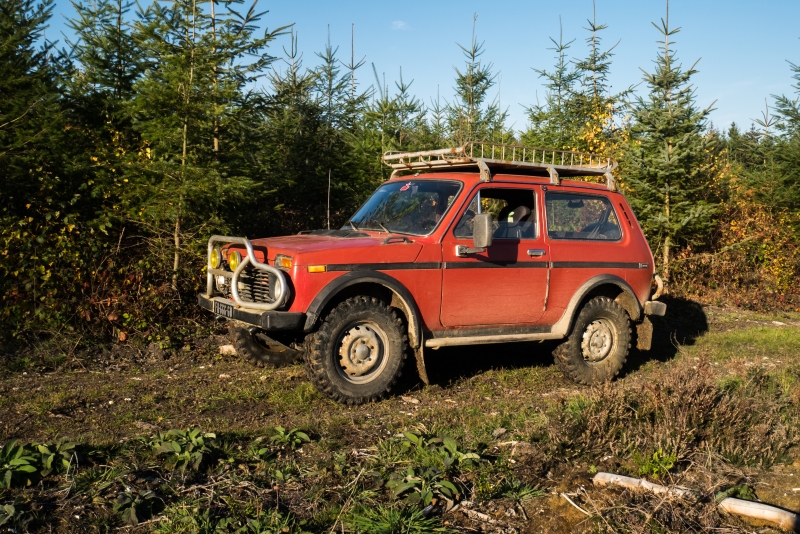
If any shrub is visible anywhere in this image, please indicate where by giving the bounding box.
[152,429,218,472]
[0,440,38,488]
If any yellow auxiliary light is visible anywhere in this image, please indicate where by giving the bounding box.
[228,250,242,271]
[275,254,293,269]
[209,248,221,269]
[307,265,327,273]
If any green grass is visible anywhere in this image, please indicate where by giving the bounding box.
[683,326,800,361]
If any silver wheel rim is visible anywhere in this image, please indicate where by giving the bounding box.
[581,318,617,363]
[335,321,389,384]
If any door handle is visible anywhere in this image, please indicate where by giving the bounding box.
[455,244,486,257]
[527,249,546,257]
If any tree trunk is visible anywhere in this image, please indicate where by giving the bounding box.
[662,234,670,290]
[663,185,671,289]
[210,0,219,157]
[172,214,180,292]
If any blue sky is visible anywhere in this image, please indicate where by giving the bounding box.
[48,0,800,134]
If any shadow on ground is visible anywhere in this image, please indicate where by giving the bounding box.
[418,295,710,387]
[423,339,560,386]
[624,295,709,376]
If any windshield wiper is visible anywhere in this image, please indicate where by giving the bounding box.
[375,220,392,235]
[347,220,359,231]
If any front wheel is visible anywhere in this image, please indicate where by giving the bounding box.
[304,296,408,405]
[554,296,631,385]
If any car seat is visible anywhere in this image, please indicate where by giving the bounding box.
[495,205,535,238]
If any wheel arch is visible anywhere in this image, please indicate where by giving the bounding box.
[551,274,642,337]
[303,271,423,349]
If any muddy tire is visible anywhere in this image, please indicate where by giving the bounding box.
[554,296,631,385]
[304,296,408,405]
[231,326,301,367]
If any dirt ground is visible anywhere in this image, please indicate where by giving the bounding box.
[2,298,800,533]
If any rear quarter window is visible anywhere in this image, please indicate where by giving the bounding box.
[545,192,622,241]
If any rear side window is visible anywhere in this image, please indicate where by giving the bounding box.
[545,193,621,241]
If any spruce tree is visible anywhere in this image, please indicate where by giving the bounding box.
[623,2,716,286]
[521,22,581,150]
[770,60,800,209]
[774,60,800,138]
[120,0,285,291]
[571,3,628,155]
[446,14,509,146]
[522,5,626,155]
[0,0,73,335]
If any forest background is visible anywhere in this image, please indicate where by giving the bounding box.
[2,0,800,358]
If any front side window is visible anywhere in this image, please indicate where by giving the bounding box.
[454,188,537,239]
[545,192,621,240]
[348,180,461,236]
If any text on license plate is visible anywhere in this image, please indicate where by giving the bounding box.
[213,300,233,318]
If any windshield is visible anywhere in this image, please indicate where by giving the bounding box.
[346,180,462,236]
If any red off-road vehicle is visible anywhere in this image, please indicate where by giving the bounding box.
[198,143,666,404]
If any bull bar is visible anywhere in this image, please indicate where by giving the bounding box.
[204,235,290,311]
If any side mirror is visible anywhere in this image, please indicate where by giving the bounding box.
[472,213,493,249]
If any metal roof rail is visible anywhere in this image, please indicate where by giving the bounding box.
[382,142,619,191]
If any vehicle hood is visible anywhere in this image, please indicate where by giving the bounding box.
[247,233,423,265]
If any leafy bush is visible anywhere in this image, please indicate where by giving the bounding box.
[152,429,218,472]
[398,432,480,472]
[632,448,677,480]
[379,433,482,508]
[269,426,310,451]
[386,466,461,507]
[35,439,75,477]
[0,440,38,488]
[0,500,33,531]
[113,488,157,526]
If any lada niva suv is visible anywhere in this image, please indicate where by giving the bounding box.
[198,143,666,404]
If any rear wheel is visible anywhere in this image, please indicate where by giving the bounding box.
[304,296,408,405]
[231,326,302,367]
[554,296,631,385]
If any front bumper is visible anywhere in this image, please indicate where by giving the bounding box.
[198,294,304,331]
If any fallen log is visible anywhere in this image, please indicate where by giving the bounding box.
[593,472,800,533]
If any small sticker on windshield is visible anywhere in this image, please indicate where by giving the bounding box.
[400,182,411,191]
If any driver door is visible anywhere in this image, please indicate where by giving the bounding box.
[440,185,549,327]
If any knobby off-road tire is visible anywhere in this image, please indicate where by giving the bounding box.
[304,296,408,405]
[554,296,631,385]
[231,326,301,367]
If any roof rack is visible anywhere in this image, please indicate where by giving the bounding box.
[382,142,619,191]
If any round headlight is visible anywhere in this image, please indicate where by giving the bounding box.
[273,282,282,300]
[228,250,242,271]
[209,248,221,269]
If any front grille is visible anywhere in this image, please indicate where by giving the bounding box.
[221,266,274,303]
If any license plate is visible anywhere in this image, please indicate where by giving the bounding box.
[213,300,234,318]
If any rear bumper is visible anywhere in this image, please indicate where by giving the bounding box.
[644,300,667,316]
[197,294,305,331]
